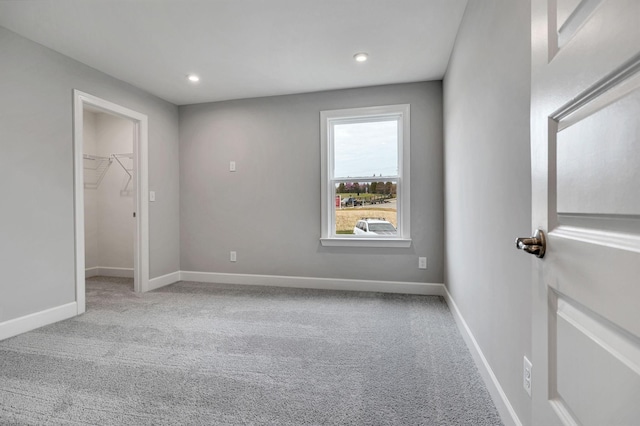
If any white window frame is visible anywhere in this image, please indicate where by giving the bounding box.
[320,104,411,248]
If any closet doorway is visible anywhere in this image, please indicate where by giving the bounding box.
[73,90,149,315]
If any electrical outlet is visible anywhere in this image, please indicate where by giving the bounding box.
[523,356,532,397]
[229,161,236,172]
[418,257,427,269]
[230,251,237,262]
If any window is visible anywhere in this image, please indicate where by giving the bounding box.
[320,104,411,247]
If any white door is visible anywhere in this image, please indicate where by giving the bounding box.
[530,0,640,424]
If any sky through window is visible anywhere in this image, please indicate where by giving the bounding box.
[333,120,398,178]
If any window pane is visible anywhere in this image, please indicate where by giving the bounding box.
[333,120,398,178]
[333,181,397,236]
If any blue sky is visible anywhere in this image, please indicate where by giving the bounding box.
[333,120,398,178]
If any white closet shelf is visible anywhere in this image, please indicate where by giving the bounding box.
[83,154,111,161]
[83,152,133,189]
[83,154,112,188]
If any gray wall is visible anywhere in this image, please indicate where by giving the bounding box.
[443,0,532,424]
[179,82,444,283]
[0,26,180,322]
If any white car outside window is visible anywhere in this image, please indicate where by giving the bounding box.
[353,219,397,236]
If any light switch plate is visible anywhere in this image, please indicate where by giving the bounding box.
[230,161,236,172]
[523,356,532,397]
[149,191,156,202]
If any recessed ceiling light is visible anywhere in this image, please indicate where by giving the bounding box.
[353,53,368,62]
[187,74,200,83]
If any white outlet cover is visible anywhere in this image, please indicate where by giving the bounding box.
[418,257,427,269]
[229,161,236,172]
[230,251,237,262]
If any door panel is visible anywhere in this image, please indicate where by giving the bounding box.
[555,0,602,50]
[556,0,582,31]
[531,0,640,424]
[556,85,640,215]
[555,296,640,425]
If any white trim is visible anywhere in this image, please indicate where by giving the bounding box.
[180,271,444,295]
[135,117,150,292]
[73,90,150,315]
[443,288,522,426]
[85,267,134,278]
[320,237,412,248]
[320,104,411,246]
[73,94,86,313]
[148,271,181,291]
[85,267,100,278]
[0,302,77,341]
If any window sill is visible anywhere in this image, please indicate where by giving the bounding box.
[320,238,412,248]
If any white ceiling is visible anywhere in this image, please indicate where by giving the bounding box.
[0,0,468,106]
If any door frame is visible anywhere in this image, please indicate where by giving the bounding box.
[73,89,149,314]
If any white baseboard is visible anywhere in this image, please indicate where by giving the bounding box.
[0,302,77,341]
[85,267,100,278]
[148,271,181,291]
[85,267,134,278]
[89,269,442,296]
[443,288,522,426]
[180,271,445,296]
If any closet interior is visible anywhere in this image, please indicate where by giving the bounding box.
[83,108,135,283]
